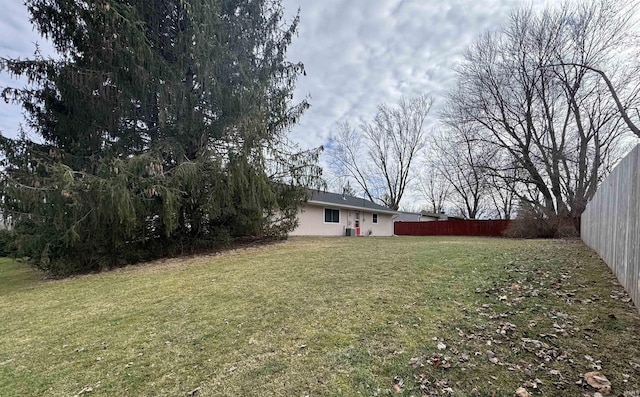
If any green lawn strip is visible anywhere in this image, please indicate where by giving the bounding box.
[0,258,42,294]
[0,237,639,396]
[405,239,640,396]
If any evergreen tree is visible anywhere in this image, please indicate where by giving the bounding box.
[0,0,322,275]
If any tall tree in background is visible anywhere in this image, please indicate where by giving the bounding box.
[327,95,433,210]
[442,0,640,220]
[415,165,451,214]
[486,165,520,220]
[418,139,518,219]
[429,127,494,219]
[0,0,321,275]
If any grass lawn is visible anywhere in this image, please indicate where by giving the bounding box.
[1,237,640,396]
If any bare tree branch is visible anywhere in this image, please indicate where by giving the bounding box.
[441,0,639,218]
[326,95,433,210]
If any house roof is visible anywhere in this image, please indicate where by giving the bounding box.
[395,211,443,221]
[420,210,445,219]
[307,190,398,215]
[396,210,466,221]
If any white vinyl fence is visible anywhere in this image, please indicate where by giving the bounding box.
[581,144,640,312]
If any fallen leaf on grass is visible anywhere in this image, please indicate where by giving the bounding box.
[416,376,454,395]
[610,290,631,302]
[590,360,602,370]
[521,338,547,349]
[74,386,93,396]
[497,322,516,336]
[548,369,559,376]
[426,353,452,369]
[515,387,530,397]
[583,371,611,395]
[437,341,447,350]
[74,382,101,397]
[580,298,593,304]
[392,376,404,393]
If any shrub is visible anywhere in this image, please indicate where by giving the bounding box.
[0,229,17,257]
[503,204,579,239]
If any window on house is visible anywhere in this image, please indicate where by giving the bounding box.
[372,213,378,223]
[324,208,340,223]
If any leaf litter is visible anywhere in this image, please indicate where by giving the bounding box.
[404,241,640,395]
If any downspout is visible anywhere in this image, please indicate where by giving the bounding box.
[391,213,401,236]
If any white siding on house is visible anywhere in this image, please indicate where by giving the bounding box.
[290,204,395,236]
[368,211,394,236]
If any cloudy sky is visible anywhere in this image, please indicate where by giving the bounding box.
[280,0,555,151]
[0,0,552,142]
[0,2,52,139]
[0,0,553,205]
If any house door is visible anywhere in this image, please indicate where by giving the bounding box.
[355,211,361,236]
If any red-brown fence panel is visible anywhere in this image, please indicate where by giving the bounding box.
[394,220,511,237]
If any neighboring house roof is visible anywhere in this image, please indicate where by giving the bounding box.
[307,190,398,215]
[440,213,467,220]
[419,210,445,219]
[394,212,423,222]
[395,211,443,221]
[395,210,466,221]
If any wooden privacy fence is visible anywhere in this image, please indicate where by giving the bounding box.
[581,144,640,313]
[394,220,511,236]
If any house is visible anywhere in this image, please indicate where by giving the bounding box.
[394,210,465,223]
[395,210,445,222]
[290,190,398,236]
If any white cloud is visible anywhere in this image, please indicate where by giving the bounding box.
[281,0,534,153]
[0,0,543,152]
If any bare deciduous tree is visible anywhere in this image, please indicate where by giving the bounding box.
[442,0,640,218]
[430,127,494,219]
[327,95,433,210]
[416,164,451,214]
[485,158,522,220]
